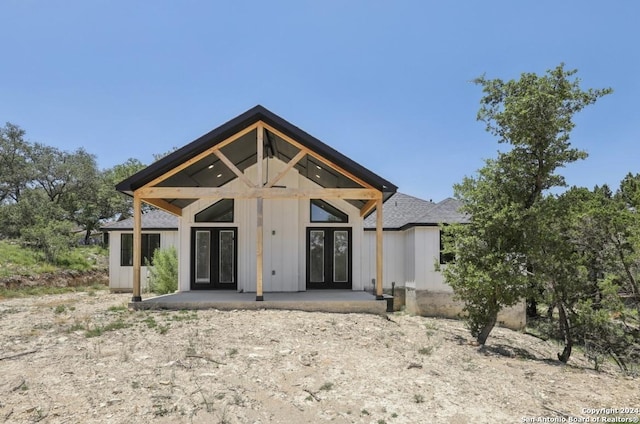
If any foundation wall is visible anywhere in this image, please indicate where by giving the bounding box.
[402,286,526,330]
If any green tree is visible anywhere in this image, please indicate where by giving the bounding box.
[443,64,611,345]
[533,185,639,365]
[0,122,32,203]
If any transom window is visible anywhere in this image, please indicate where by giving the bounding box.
[310,199,348,223]
[195,199,234,222]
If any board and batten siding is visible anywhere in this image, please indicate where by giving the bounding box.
[363,226,451,293]
[108,230,178,291]
[178,158,365,292]
[412,227,450,292]
[362,230,405,291]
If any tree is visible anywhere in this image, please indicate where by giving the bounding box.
[533,185,639,365]
[0,122,32,203]
[443,64,612,345]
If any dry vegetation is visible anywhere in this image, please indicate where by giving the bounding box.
[1,290,638,424]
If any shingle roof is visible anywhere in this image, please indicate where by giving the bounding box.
[363,194,467,229]
[101,209,178,231]
[415,197,469,225]
[363,192,435,229]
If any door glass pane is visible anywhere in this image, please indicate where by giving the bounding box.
[309,230,325,283]
[195,231,210,283]
[333,231,348,282]
[219,230,234,283]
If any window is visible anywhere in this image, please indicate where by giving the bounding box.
[310,199,348,223]
[120,233,161,266]
[439,229,455,264]
[195,199,234,222]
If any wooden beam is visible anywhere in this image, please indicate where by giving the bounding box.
[257,124,264,187]
[213,149,254,188]
[132,194,142,302]
[137,186,382,200]
[260,121,376,190]
[141,198,183,216]
[376,197,383,300]
[360,199,377,217]
[141,123,259,189]
[265,150,306,188]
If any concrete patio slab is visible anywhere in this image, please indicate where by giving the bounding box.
[129,290,390,315]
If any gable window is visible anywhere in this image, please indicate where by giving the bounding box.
[310,199,348,223]
[439,229,455,264]
[120,233,161,266]
[195,199,234,222]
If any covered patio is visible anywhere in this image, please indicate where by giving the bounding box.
[129,290,391,315]
[115,105,397,304]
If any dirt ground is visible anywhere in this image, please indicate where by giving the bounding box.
[0,290,638,424]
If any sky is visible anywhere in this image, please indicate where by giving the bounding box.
[1,0,638,202]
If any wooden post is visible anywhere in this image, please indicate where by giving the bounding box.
[132,193,142,302]
[376,197,383,300]
[256,197,264,301]
[256,125,264,301]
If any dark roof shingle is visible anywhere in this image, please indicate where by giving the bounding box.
[101,209,178,231]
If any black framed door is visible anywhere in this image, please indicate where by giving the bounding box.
[306,227,352,289]
[191,227,237,290]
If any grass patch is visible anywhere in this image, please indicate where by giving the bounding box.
[107,305,127,313]
[418,346,433,355]
[413,394,425,403]
[319,382,334,391]
[0,283,107,300]
[0,240,54,277]
[0,240,106,278]
[143,316,157,329]
[68,322,85,332]
[85,319,131,338]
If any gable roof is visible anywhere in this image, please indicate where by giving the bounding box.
[116,105,397,211]
[364,194,467,230]
[101,209,178,231]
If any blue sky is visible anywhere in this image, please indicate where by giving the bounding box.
[1,1,638,202]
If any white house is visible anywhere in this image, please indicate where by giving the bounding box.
[104,106,525,329]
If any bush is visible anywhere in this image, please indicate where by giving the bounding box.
[55,249,92,271]
[147,247,178,294]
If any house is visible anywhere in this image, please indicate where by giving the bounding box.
[112,105,397,303]
[105,105,525,328]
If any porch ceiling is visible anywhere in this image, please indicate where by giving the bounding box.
[116,105,397,212]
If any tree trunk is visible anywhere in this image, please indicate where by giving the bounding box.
[556,302,573,363]
[477,311,498,345]
[527,298,539,318]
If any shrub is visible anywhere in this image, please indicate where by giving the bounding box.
[147,247,178,294]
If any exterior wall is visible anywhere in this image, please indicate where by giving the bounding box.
[363,225,526,330]
[108,230,178,292]
[178,158,364,292]
[362,230,405,291]
[404,287,526,330]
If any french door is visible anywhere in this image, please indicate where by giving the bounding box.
[306,227,352,289]
[191,228,237,290]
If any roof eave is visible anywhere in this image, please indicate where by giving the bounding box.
[115,105,397,197]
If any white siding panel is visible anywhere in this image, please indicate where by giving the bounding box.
[108,230,178,292]
[362,231,405,290]
[413,227,451,292]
